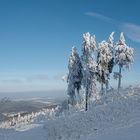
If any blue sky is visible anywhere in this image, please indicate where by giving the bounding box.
[0,0,140,92]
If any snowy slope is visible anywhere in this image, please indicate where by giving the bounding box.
[0,86,140,140]
[44,87,140,140]
[87,112,140,140]
[0,124,47,140]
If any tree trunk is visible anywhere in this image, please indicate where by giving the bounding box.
[105,80,109,94]
[85,86,88,111]
[118,65,122,91]
[101,82,104,95]
[85,79,89,111]
[67,99,69,110]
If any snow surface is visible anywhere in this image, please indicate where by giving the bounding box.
[0,124,47,140]
[0,86,140,140]
[86,124,140,140]
[45,86,140,140]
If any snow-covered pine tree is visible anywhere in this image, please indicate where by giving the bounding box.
[106,32,115,91]
[108,32,115,74]
[81,32,97,111]
[67,47,83,105]
[97,39,113,94]
[115,32,134,91]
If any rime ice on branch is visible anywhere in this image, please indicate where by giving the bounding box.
[97,32,115,94]
[67,47,83,105]
[81,32,97,111]
[115,32,134,90]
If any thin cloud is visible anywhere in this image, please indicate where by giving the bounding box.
[85,12,140,43]
[1,79,24,84]
[85,12,117,24]
[0,75,25,84]
[0,74,48,84]
[120,23,140,43]
[26,74,48,82]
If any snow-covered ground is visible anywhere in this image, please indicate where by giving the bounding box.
[0,124,47,140]
[0,86,140,140]
[91,118,140,140]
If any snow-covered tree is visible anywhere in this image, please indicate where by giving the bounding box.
[108,32,115,74]
[97,40,113,94]
[106,32,115,91]
[115,32,134,90]
[67,47,83,105]
[81,32,97,111]
[97,32,115,94]
[108,32,115,51]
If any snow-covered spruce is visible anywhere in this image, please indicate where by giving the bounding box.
[81,32,97,111]
[106,32,115,74]
[114,32,134,90]
[97,32,114,94]
[67,47,83,105]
